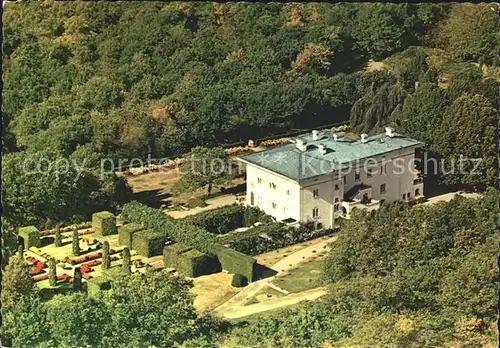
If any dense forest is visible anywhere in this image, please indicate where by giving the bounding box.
[1,2,499,347]
[2,3,498,230]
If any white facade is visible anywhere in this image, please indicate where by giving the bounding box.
[240,129,424,228]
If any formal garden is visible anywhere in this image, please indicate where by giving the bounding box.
[16,202,337,301]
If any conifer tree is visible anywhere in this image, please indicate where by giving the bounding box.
[54,227,62,247]
[72,227,80,256]
[73,267,82,291]
[49,258,57,287]
[102,241,111,270]
[122,247,131,276]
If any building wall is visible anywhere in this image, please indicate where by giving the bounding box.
[245,164,301,221]
[244,146,421,226]
[342,148,417,203]
[299,174,343,228]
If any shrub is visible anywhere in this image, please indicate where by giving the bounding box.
[92,211,117,237]
[72,228,80,257]
[231,273,248,287]
[121,202,218,252]
[118,223,145,248]
[102,241,111,270]
[49,259,57,287]
[122,247,131,275]
[186,197,208,209]
[208,244,256,281]
[163,244,221,277]
[220,222,334,255]
[18,226,41,249]
[131,230,169,257]
[87,277,112,297]
[183,204,272,234]
[54,228,62,247]
[73,267,82,291]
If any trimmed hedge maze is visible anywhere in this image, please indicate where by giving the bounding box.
[182,205,273,234]
[132,230,170,258]
[163,243,221,277]
[118,223,145,248]
[121,202,258,281]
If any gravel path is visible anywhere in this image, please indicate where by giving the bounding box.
[212,236,336,319]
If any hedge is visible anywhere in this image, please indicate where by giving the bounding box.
[132,229,170,257]
[92,211,117,236]
[122,202,218,253]
[207,243,256,282]
[87,277,111,297]
[219,222,335,256]
[163,243,193,269]
[121,202,257,281]
[231,273,248,287]
[163,244,221,277]
[18,226,41,249]
[183,204,273,234]
[118,223,145,248]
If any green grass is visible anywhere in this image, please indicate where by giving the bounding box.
[272,257,325,293]
[244,286,285,306]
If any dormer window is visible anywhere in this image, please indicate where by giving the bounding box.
[313,189,319,198]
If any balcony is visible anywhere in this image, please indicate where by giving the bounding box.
[341,198,380,219]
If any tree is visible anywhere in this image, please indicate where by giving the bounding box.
[45,293,110,347]
[72,227,80,256]
[434,3,498,62]
[100,269,221,347]
[433,94,497,187]
[0,296,51,347]
[1,251,37,312]
[122,247,131,275]
[73,267,82,291]
[49,258,57,287]
[174,146,233,195]
[54,227,63,247]
[102,241,111,269]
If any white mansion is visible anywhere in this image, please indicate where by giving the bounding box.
[237,127,424,229]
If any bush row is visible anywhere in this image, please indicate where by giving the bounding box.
[121,202,257,281]
[219,222,335,256]
[163,243,221,277]
[118,223,145,248]
[182,204,273,234]
[132,230,170,258]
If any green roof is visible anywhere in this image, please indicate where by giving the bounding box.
[238,130,423,181]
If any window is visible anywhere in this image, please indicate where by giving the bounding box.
[269,182,276,190]
[313,189,319,198]
[286,189,290,195]
[312,207,319,218]
[415,188,420,196]
[343,176,346,184]
[402,194,406,200]
[407,192,411,199]
[334,204,340,212]
[334,183,339,191]
[257,177,262,184]
[355,171,360,181]
[272,202,277,209]
[334,197,339,203]
[381,164,386,175]
[367,168,372,178]
[380,184,386,194]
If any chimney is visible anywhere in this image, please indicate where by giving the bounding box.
[296,138,307,151]
[312,130,319,140]
[318,143,327,154]
[385,127,395,137]
[361,133,368,143]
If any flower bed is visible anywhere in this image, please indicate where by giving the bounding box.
[225,146,251,156]
[33,273,49,282]
[260,138,292,148]
[31,261,46,275]
[67,252,103,265]
[40,222,92,236]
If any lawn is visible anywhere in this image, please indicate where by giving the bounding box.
[244,286,285,306]
[272,257,326,293]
